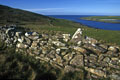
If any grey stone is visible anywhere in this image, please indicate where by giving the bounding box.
[103,57,111,63]
[25,37,31,45]
[70,54,84,67]
[108,46,119,53]
[62,34,70,42]
[16,43,28,49]
[71,28,83,42]
[52,41,65,47]
[64,65,75,73]
[32,32,39,36]
[63,53,73,61]
[109,73,120,80]
[15,32,22,37]
[99,44,108,50]
[74,46,88,53]
[85,67,106,77]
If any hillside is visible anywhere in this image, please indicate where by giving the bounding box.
[0,4,120,45]
[0,5,53,25]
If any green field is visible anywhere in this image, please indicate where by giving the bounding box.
[80,16,120,23]
[22,22,120,46]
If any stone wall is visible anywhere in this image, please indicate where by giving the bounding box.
[0,25,120,80]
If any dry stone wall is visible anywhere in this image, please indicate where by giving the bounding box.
[0,25,120,80]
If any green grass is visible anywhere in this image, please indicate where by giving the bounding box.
[22,23,120,45]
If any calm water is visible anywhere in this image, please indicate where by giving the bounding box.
[48,15,120,31]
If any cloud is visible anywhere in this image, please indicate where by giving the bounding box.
[24,8,65,12]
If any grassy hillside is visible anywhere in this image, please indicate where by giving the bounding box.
[0,5,53,25]
[0,5,120,45]
[80,16,120,23]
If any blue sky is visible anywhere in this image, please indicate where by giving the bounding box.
[0,0,120,15]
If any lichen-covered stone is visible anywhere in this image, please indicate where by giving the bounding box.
[70,54,84,67]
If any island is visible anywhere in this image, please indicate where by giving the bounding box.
[80,16,120,23]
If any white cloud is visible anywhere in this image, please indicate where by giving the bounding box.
[24,8,65,12]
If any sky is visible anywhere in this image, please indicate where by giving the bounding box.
[0,0,120,15]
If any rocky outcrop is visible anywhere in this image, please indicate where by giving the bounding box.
[0,25,120,79]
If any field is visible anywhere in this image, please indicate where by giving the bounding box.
[22,19,120,45]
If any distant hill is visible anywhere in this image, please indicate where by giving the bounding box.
[0,5,53,25]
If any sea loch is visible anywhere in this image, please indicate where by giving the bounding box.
[48,15,120,30]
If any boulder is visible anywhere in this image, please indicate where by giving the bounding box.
[25,32,32,37]
[108,46,119,53]
[32,32,39,36]
[16,43,28,49]
[64,65,75,73]
[54,54,63,66]
[71,28,83,42]
[74,46,88,53]
[99,44,108,50]
[56,48,61,54]
[83,43,107,53]
[103,57,111,63]
[70,54,84,67]
[63,53,73,61]
[29,36,39,40]
[15,32,22,37]
[25,37,31,45]
[18,36,24,43]
[31,41,39,47]
[62,34,70,42]
[84,36,98,44]
[85,67,106,77]
[52,41,65,47]
[109,73,120,80]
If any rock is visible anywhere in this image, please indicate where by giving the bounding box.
[103,57,111,63]
[30,36,39,40]
[77,41,82,46]
[6,28,14,34]
[108,46,119,53]
[16,43,28,49]
[25,32,32,37]
[64,65,75,73]
[54,54,63,66]
[106,51,119,57]
[31,41,39,47]
[84,36,98,44]
[13,36,18,43]
[83,43,107,53]
[25,37,31,45]
[33,50,41,55]
[63,53,73,61]
[18,36,24,43]
[70,54,84,67]
[74,46,88,53]
[109,73,120,80]
[98,54,104,62]
[56,48,61,54]
[32,32,39,36]
[85,67,106,77]
[99,44,108,50]
[71,28,83,42]
[62,34,70,42]
[88,54,97,63]
[52,41,65,47]
[46,50,56,59]
[15,32,22,37]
